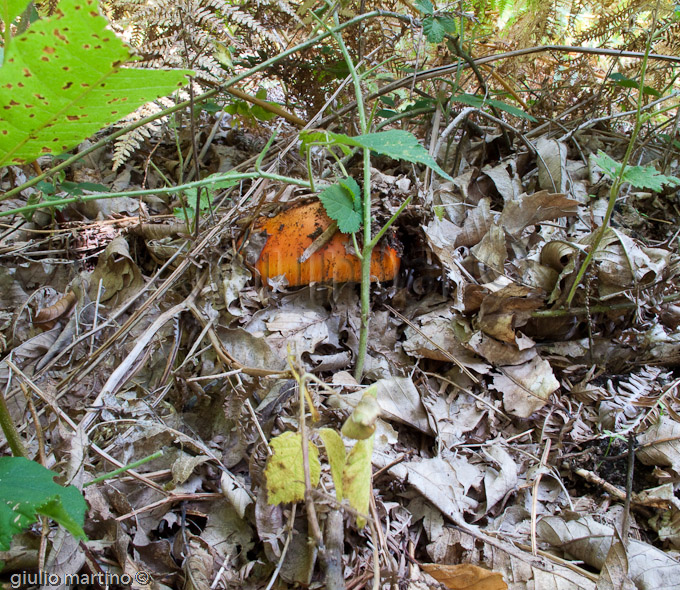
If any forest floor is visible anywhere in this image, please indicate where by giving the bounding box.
[2,42,680,590]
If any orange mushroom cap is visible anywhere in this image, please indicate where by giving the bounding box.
[253,201,400,287]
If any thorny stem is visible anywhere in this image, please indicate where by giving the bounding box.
[565,9,658,305]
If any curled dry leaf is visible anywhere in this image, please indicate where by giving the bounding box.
[421,563,507,590]
[499,190,579,237]
[252,200,400,286]
[477,285,544,343]
[34,290,77,325]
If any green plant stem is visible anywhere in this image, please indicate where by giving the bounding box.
[532,291,680,317]
[84,450,163,487]
[565,16,656,306]
[2,10,413,204]
[0,389,26,457]
[323,13,372,381]
[0,170,314,219]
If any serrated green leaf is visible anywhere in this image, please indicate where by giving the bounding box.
[594,151,680,191]
[319,428,346,500]
[264,431,320,505]
[0,457,87,551]
[335,129,454,182]
[414,0,434,14]
[0,0,193,167]
[423,15,447,43]
[319,181,362,233]
[623,166,680,191]
[338,176,362,213]
[342,436,374,528]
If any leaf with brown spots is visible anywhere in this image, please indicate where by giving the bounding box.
[0,0,192,170]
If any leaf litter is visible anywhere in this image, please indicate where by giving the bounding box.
[2,107,680,590]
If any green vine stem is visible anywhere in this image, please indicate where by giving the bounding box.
[324,15,373,381]
[565,7,659,305]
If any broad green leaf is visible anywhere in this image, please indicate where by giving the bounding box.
[319,181,362,233]
[0,0,193,167]
[264,431,320,505]
[0,457,87,551]
[319,428,346,500]
[342,436,374,528]
[336,130,454,182]
[338,176,362,212]
[451,93,536,121]
[423,16,446,43]
[415,0,434,14]
[594,151,680,191]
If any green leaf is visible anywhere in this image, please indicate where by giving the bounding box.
[264,431,320,505]
[423,15,447,43]
[60,181,110,196]
[338,176,362,212]
[414,0,434,14]
[423,15,456,43]
[450,93,536,121]
[342,436,374,528]
[2,0,30,27]
[318,180,362,233]
[0,0,193,166]
[337,129,454,182]
[0,457,87,551]
[319,428,346,500]
[609,73,661,97]
[594,151,680,191]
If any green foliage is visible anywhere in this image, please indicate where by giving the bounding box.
[318,177,362,233]
[23,174,110,220]
[301,127,453,232]
[340,130,454,181]
[174,173,239,219]
[0,0,193,167]
[318,428,345,500]
[0,457,87,552]
[594,151,680,191]
[300,128,454,184]
[451,93,537,121]
[224,88,279,125]
[609,73,661,97]
[341,384,379,440]
[415,0,457,44]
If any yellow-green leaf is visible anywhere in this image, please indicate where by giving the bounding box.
[342,435,374,528]
[319,427,346,500]
[341,384,380,440]
[264,431,320,505]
